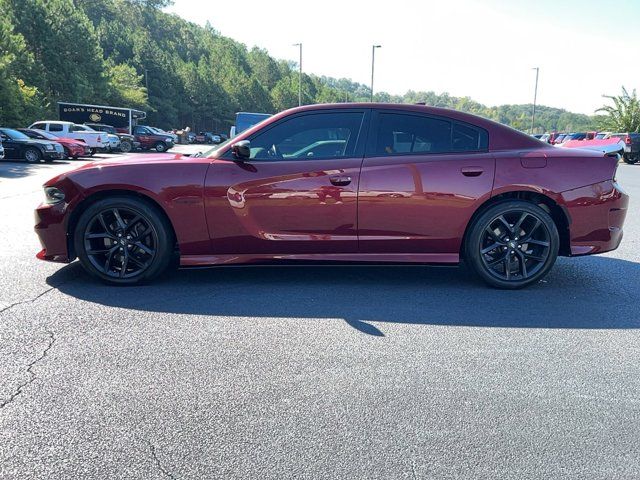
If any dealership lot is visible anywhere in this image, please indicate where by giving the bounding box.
[1,152,639,478]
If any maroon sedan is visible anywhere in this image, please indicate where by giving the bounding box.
[34,104,628,288]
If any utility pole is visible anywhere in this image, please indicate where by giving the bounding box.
[531,67,539,134]
[370,45,381,102]
[293,43,302,106]
[144,68,149,94]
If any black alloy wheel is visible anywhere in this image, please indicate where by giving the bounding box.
[466,200,559,289]
[74,197,174,284]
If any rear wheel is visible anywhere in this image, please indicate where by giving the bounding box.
[120,140,132,153]
[465,200,559,289]
[623,153,638,165]
[74,196,174,285]
[24,148,42,163]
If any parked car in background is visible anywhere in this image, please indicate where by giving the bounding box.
[595,132,611,140]
[0,128,65,162]
[29,121,106,154]
[552,134,567,145]
[548,132,564,144]
[539,133,550,143]
[131,125,175,152]
[17,128,89,159]
[70,124,120,152]
[148,126,178,143]
[0,141,4,160]
[609,132,640,164]
[230,112,272,138]
[195,132,222,144]
[35,103,628,289]
[85,123,140,153]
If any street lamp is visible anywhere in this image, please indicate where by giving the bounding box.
[531,67,539,134]
[293,43,302,106]
[370,45,382,102]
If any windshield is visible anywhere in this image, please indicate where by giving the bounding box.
[0,128,30,140]
[31,129,58,140]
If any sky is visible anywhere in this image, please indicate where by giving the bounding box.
[166,0,639,115]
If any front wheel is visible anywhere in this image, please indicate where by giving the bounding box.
[24,148,42,163]
[465,201,559,289]
[74,197,174,285]
[155,142,168,153]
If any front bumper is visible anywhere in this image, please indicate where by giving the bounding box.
[44,150,65,160]
[562,180,629,256]
[34,201,72,263]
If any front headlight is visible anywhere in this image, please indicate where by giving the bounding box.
[45,144,54,151]
[44,186,65,204]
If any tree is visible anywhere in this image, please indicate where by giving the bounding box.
[597,87,640,133]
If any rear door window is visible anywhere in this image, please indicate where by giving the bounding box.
[371,112,488,156]
[49,123,64,132]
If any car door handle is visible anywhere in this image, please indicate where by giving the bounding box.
[330,176,352,186]
[461,167,484,177]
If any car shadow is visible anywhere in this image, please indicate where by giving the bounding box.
[46,255,640,335]
[0,160,74,179]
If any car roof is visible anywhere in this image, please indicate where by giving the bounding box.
[245,103,544,151]
[33,120,73,125]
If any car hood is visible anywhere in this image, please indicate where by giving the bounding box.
[15,138,58,147]
[78,152,186,169]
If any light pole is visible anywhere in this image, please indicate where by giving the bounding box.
[293,43,302,106]
[531,67,539,134]
[144,67,150,94]
[370,45,381,102]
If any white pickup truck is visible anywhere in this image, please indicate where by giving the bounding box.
[29,120,106,153]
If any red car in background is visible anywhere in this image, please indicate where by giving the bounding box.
[18,128,89,159]
[34,103,628,289]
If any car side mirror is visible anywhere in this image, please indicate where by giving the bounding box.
[231,140,251,160]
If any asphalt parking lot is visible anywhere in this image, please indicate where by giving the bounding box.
[1,150,639,479]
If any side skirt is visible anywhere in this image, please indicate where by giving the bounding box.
[180,252,460,267]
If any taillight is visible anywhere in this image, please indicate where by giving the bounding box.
[625,135,632,145]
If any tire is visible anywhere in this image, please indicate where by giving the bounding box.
[24,148,42,163]
[465,200,559,289]
[89,148,96,156]
[63,147,71,159]
[155,142,168,153]
[623,154,638,165]
[120,141,132,153]
[74,196,174,285]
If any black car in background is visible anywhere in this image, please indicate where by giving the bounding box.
[610,132,640,164]
[84,123,140,153]
[0,128,65,162]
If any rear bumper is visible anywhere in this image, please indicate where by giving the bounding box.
[34,202,72,263]
[562,180,629,255]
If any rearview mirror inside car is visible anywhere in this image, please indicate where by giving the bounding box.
[231,140,250,160]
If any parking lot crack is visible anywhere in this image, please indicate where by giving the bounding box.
[0,286,57,314]
[148,441,177,479]
[0,330,56,410]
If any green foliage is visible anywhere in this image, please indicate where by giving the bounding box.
[596,87,640,133]
[1,0,600,133]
